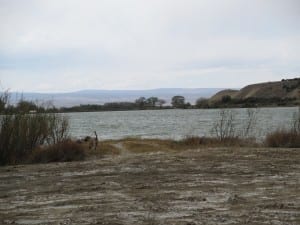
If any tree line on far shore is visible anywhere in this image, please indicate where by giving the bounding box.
[1,93,299,114]
[1,95,194,113]
[61,95,193,112]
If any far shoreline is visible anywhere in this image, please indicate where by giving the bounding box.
[59,104,299,114]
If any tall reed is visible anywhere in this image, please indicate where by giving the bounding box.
[0,91,70,165]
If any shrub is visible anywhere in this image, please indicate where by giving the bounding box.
[291,107,300,133]
[210,108,259,142]
[241,108,259,139]
[0,91,70,165]
[265,107,300,148]
[195,98,210,108]
[47,113,69,144]
[29,140,85,163]
[265,129,300,148]
[211,109,237,140]
[0,113,70,165]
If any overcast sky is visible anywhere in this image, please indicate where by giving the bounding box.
[0,0,299,92]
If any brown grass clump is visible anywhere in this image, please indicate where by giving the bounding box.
[265,107,300,148]
[29,140,86,163]
[181,136,219,146]
[123,139,153,152]
[121,138,184,152]
[179,136,258,147]
[265,129,300,148]
[123,141,157,152]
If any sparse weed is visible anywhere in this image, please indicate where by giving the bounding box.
[211,109,237,140]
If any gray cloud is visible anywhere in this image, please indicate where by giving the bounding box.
[0,0,299,92]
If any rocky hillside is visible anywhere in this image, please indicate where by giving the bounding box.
[209,78,300,106]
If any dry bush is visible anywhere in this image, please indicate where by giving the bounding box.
[211,109,237,140]
[0,91,70,165]
[265,107,300,148]
[292,107,300,133]
[47,114,69,145]
[29,140,85,163]
[0,113,70,165]
[211,108,259,141]
[265,129,300,148]
[241,108,259,139]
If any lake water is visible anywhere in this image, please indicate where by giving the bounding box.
[67,107,299,140]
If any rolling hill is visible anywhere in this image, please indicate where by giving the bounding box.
[209,78,300,106]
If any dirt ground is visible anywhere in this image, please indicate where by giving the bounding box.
[0,144,299,225]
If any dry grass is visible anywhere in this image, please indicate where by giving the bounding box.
[29,140,86,163]
[265,108,300,148]
[265,129,300,148]
[81,138,177,156]
[90,140,120,156]
[179,136,258,147]
[121,138,177,153]
[83,136,259,157]
[78,139,122,157]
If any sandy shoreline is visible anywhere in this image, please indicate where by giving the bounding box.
[0,146,299,225]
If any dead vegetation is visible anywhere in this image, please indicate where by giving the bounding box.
[0,89,94,166]
[29,139,86,163]
[265,107,300,148]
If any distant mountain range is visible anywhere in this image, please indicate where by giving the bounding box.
[9,88,224,107]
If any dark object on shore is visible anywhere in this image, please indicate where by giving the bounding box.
[84,136,92,142]
[87,132,98,150]
[94,131,98,151]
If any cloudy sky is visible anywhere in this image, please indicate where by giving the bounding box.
[0,0,299,92]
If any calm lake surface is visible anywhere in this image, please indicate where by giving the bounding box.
[67,107,298,140]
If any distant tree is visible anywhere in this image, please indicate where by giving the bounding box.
[135,97,147,108]
[171,96,185,108]
[185,102,191,108]
[0,91,9,113]
[17,100,38,113]
[146,97,159,107]
[104,102,136,110]
[196,97,209,108]
[157,99,166,108]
